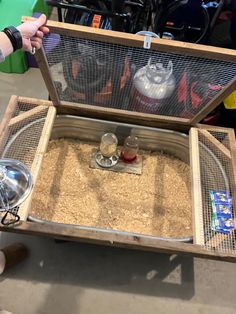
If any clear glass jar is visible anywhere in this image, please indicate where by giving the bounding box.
[99,133,118,157]
[120,135,139,163]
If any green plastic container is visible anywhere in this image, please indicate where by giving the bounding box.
[0,0,49,73]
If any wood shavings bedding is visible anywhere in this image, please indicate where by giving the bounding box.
[30,138,192,238]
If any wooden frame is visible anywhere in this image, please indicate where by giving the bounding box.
[22,17,236,128]
[22,17,236,62]
[1,220,236,262]
[9,106,49,128]
[57,100,191,131]
[227,129,236,222]
[189,128,204,245]
[190,127,236,252]
[18,105,56,220]
[198,129,231,160]
[0,96,56,221]
[0,95,18,155]
[0,98,236,262]
[34,49,60,106]
[0,19,235,262]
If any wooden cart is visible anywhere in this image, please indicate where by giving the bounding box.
[1,18,236,262]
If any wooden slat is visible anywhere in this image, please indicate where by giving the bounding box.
[1,220,236,262]
[0,95,18,154]
[34,48,60,107]
[189,128,204,245]
[18,106,56,220]
[60,100,190,123]
[9,105,47,128]
[58,100,191,131]
[22,16,236,63]
[198,129,231,160]
[18,96,53,107]
[196,123,234,133]
[227,129,236,220]
[190,77,236,125]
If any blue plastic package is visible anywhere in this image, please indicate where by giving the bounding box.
[215,203,232,217]
[210,191,231,205]
[214,216,234,234]
[210,190,234,234]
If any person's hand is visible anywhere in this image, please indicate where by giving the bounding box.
[16,14,49,52]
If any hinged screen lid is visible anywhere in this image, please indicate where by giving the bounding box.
[190,126,236,254]
[0,95,56,222]
[28,17,236,128]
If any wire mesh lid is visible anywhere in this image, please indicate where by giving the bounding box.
[33,18,236,126]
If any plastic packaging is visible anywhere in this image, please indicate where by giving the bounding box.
[210,191,234,234]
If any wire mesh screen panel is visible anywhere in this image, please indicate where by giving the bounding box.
[192,128,236,254]
[0,101,50,169]
[43,32,236,118]
[0,97,56,221]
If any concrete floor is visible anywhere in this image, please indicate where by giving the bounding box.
[0,68,236,314]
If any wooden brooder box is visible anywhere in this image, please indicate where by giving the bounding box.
[1,18,236,262]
